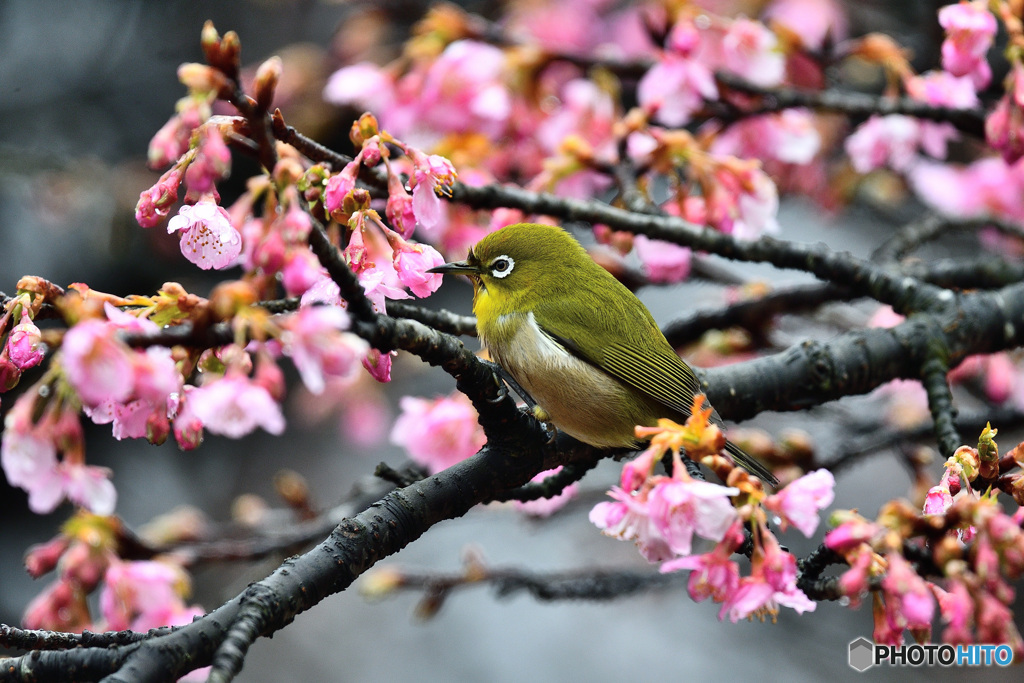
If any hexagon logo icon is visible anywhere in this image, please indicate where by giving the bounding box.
[849,637,874,672]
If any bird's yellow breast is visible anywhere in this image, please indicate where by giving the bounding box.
[477,309,662,448]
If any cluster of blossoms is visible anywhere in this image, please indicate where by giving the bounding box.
[589,396,834,621]
[132,23,458,384]
[826,426,1024,652]
[836,1,1024,229]
[19,513,203,639]
[322,2,826,282]
[0,275,372,515]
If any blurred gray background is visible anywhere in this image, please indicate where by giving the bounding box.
[0,1,1020,681]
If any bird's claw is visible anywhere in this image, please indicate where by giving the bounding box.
[487,377,508,403]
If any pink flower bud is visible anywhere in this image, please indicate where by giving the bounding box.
[324,160,361,215]
[135,166,183,228]
[183,127,231,198]
[24,536,71,578]
[0,354,22,391]
[386,174,417,239]
[253,230,286,273]
[146,410,171,446]
[58,541,109,592]
[7,311,44,369]
[280,203,311,243]
[362,348,393,383]
[282,248,322,297]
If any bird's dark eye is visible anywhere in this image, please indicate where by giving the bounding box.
[490,255,515,279]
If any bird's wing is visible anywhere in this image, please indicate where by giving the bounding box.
[536,299,779,486]
[534,299,702,418]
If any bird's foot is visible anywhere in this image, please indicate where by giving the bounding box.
[481,360,538,409]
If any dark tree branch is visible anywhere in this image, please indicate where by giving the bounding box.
[873,214,1024,262]
[489,460,601,503]
[663,282,855,347]
[920,339,960,458]
[715,72,987,137]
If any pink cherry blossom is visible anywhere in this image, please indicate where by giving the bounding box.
[881,552,935,630]
[838,547,874,604]
[824,517,879,553]
[386,173,417,238]
[407,152,458,231]
[279,203,310,244]
[910,157,1024,220]
[61,319,134,407]
[322,62,396,116]
[905,70,979,109]
[51,461,117,516]
[939,0,996,89]
[763,0,847,50]
[663,548,742,603]
[720,18,785,88]
[590,486,673,562]
[513,467,579,517]
[103,302,159,334]
[618,446,660,493]
[301,272,343,308]
[723,530,815,621]
[763,469,835,537]
[171,386,204,450]
[845,115,925,173]
[7,310,44,369]
[147,98,207,169]
[633,234,691,284]
[390,393,485,473]
[1,398,116,515]
[188,374,285,438]
[923,483,953,516]
[986,67,1024,165]
[638,55,717,127]
[661,521,744,604]
[132,346,181,407]
[280,306,368,394]
[86,399,150,440]
[390,237,445,297]
[646,477,739,556]
[935,579,974,644]
[711,110,821,166]
[418,40,511,137]
[732,169,781,239]
[167,200,242,270]
[2,404,59,505]
[536,79,615,156]
[100,560,200,632]
[22,579,87,631]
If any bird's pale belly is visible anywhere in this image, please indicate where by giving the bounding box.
[483,313,663,448]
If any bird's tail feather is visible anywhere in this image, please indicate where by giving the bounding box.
[725,439,778,487]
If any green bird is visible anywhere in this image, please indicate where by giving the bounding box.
[429,222,777,485]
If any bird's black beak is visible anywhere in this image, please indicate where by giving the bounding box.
[427,260,479,275]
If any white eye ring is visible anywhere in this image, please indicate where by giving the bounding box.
[490,255,514,278]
